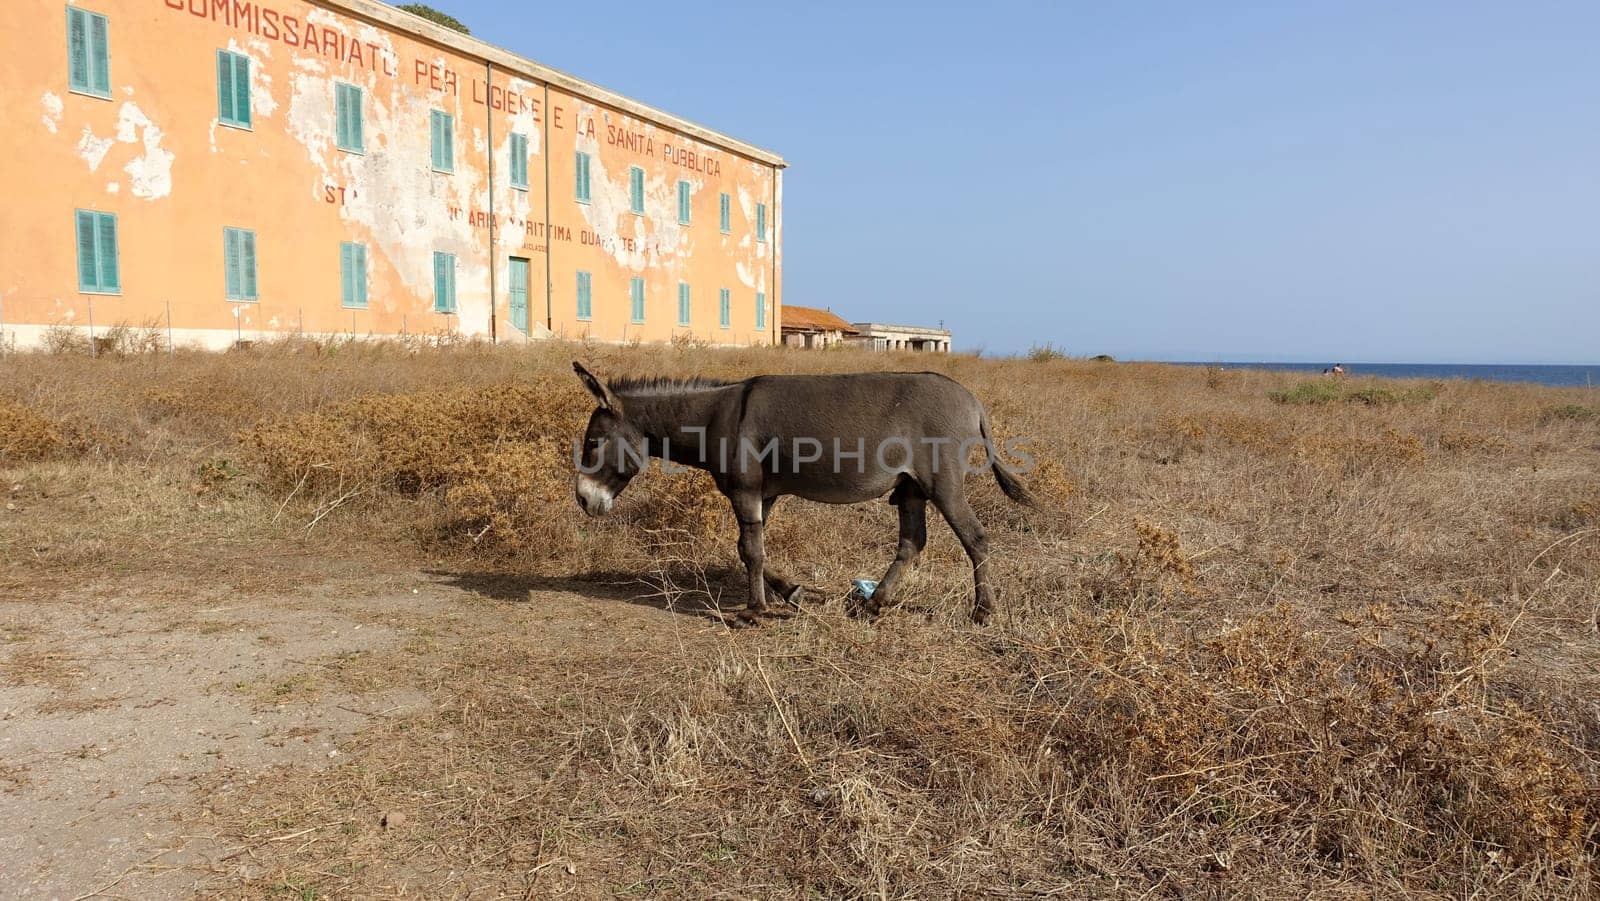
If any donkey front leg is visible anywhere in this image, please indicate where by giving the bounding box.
[857,489,927,619]
[732,493,779,623]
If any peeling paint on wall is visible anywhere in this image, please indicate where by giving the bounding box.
[77,127,114,172]
[40,92,62,134]
[116,103,175,200]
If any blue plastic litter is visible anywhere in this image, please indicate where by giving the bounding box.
[852,579,878,599]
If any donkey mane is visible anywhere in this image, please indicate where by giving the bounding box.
[607,375,737,396]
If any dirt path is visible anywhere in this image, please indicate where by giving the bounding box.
[0,567,702,900]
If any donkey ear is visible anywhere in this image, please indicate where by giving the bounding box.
[573,361,617,409]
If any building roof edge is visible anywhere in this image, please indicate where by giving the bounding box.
[330,0,788,168]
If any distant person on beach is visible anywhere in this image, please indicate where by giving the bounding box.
[1323,363,1345,377]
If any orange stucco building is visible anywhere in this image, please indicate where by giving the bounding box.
[0,0,784,350]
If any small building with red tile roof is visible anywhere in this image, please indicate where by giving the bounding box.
[780,305,859,348]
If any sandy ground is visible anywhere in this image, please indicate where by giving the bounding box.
[0,566,688,900]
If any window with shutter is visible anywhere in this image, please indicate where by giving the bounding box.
[336,83,364,152]
[510,133,528,189]
[719,288,730,329]
[75,209,120,294]
[756,203,767,243]
[678,282,690,326]
[719,193,730,234]
[223,228,257,301]
[217,51,251,128]
[430,111,454,172]
[341,242,368,307]
[677,181,691,225]
[629,167,644,213]
[756,292,766,330]
[575,152,592,203]
[630,278,645,323]
[67,8,111,98]
[433,252,456,312]
[576,271,592,320]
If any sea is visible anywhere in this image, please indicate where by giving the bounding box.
[1172,362,1599,389]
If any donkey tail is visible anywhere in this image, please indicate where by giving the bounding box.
[979,410,1034,507]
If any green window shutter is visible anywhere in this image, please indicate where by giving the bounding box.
[216,51,234,123]
[223,229,241,299]
[719,288,730,329]
[630,277,645,323]
[68,10,110,96]
[677,181,690,225]
[350,87,363,151]
[433,252,456,312]
[431,111,453,171]
[678,282,690,325]
[218,52,250,127]
[433,253,447,311]
[336,84,363,151]
[242,231,257,299]
[355,244,368,305]
[756,292,766,330]
[443,114,453,171]
[97,213,119,292]
[629,167,643,213]
[234,54,251,127]
[75,210,98,290]
[577,271,591,320]
[719,193,730,233]
[575,152,591,202]
[88,12,110,94]
[67,8,89,93]
[429,112,439,168]
[75,210,118,292]
[510,133,527,188]
[339,243,354,306]
[756,203,767,242]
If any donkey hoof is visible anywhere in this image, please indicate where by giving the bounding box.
[768,584,806,609]
[848,595,884,620]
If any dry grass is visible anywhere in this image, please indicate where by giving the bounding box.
[3,339,1599,896]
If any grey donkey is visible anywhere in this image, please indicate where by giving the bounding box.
[570,362,1033,624]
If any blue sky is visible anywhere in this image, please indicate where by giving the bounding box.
[437,1,1598,363]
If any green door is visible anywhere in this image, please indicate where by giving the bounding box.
[508,257,530,333]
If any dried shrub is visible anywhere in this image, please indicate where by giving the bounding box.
[0,399,64,462]
[243,379,598,561]
[1439,429,1510,454]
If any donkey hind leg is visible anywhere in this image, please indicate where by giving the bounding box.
[930,484,996,625]
[856,485,928,619]
[759,496,805,607]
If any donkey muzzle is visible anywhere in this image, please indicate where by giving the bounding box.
[575,473,615,516]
